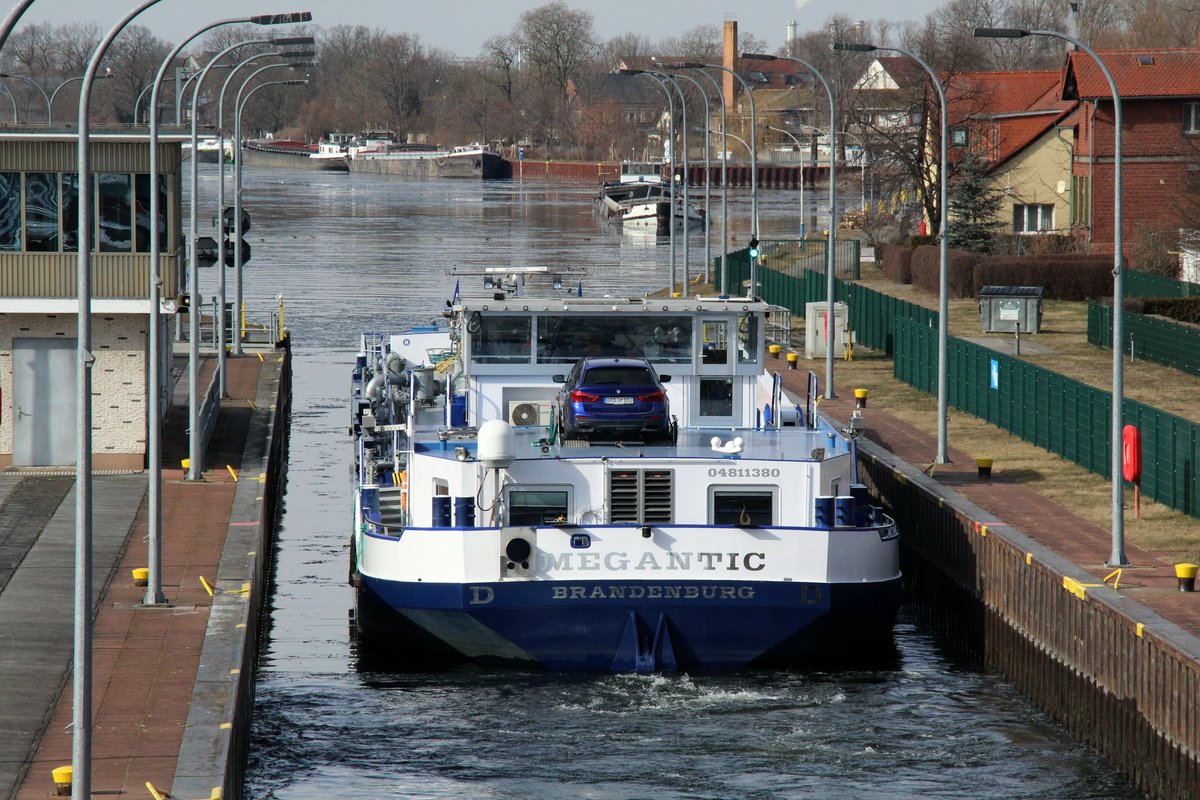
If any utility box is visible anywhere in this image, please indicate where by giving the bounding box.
[804,301,848,358]
[979,285,1043,333]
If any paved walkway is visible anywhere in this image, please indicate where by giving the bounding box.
[0,352,267,800]
[768,356,1200,635]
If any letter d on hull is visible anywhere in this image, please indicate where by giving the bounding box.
[469,585,495,605]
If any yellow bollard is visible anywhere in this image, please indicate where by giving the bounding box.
[854,388,869,408]
[132,567,149,587]
[181,458,190,470]
[1175,563,1198,592]
[51,766,72,796]
[786,352,799,370]
[768,344,781,359]
[976,457,993,479]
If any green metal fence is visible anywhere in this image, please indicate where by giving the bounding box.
[894,316,1200,518]
[721,259,937,355]
[713,240,860,296]
[1088,302,1200,378]
[1126,268,1200,298]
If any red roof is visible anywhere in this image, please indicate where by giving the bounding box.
[947,70,1076,167]
[1067,48,1200,99]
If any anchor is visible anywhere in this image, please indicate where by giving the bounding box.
[610,612,678,672]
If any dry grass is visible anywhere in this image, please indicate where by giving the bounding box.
[824,269,1200,560]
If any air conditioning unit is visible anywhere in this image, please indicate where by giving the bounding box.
[507,400,553,427]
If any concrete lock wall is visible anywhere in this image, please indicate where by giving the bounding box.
[853,436,1200,800]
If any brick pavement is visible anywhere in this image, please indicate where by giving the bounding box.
[14,354,263,800]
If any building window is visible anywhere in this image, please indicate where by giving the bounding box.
[710,487,775,526]
[950,127,968,146]
[1184,102,1200,134]
[25,172,59,252]
[1013,204,1054,234]
[0,172,20,251]
[98,173,132,252]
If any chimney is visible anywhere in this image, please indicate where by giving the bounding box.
[723,18,738,110]
[787,20,797,56]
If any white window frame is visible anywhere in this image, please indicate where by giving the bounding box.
[1184,102,1200,135]
[1013,203,1054,234]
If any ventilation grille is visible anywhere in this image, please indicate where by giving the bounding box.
[608,469,673,524]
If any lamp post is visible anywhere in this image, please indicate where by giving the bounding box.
[142,11,309,606]
[0,81,14,121]
[765,124,812,236]
[666,62,758,298]
[745,52,840,398]
[214,47,313,397]
[649,64,693,296]
[0,72,49,120]
[51,72,112,123]
[682,65,727,292]
[975,26,1127,567]
[186,35,295,481]
[668,70,712,291]
[834,40,949,461]
[73,4,168,796]
[618,68,679,295]
[220,55,312,367]
[0,0,37,54]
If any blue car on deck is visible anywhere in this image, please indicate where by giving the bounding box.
[553,357,673,443]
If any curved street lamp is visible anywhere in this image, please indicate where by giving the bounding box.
[0,0,37,55]
[665,69,712,292]
[142,11,310,606]
[0,71,49,120]
[975,26,1127,566]
[618,68,679,295]
[665,62,758,298]
[72,5,171,797]
[682,66,726,289]
[744,52,840,398]
[51,72,112,123]
[834,40,949,460]
[649,65,693,296]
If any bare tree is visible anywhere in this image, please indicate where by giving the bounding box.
[514,1,597,98]
[101,24,170,123]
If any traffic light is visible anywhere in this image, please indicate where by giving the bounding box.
[224,238,251,268]
[748,237,760,259]
[195,236,219,268]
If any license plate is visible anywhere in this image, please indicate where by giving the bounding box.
[603,396,634,405]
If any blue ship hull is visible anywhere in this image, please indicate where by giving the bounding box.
[355,576,901,671]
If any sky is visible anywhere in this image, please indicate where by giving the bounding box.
[15,0,943,58]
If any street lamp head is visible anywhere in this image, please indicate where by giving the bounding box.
[270,35,315,46]
[616,68,645,75]
[249,12,313,25]
[832,42,876,52]
[284,79,309,85]
[973,27,1029,38]
[740,53,775,61]
[661,62,706,70]
[288,61,316,69]
[281,51,316,60]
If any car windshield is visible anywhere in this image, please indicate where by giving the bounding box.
[584,366,656,386]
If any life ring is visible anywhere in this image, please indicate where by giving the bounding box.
[399,470,408,509]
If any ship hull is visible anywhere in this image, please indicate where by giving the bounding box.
[348,150,511,180]
[355,574,901,671]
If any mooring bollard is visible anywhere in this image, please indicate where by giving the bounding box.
[854,388,868,408]
[51,766,71,796]
[769,344,781,359]
[787,352,798,370]
[976,457,993,479]
[1176,563,1198,592]
[132,567,149,587]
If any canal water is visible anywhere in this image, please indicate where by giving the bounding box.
[189,166,1141,799]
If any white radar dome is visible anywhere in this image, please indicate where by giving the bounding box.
[477,419,515,469]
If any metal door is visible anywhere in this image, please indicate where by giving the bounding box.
[12,338,77,466]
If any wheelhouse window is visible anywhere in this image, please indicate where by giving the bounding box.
[1013,203,1054,234]
[471,314,531,364]
[698,377,734,417]
[737,312,758,364]
[536,314,692,364]
[507,489,570,526]
[711,488,775,526]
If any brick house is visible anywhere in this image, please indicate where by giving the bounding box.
[945,69,1078,237]
[1063,46,1200,264]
